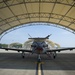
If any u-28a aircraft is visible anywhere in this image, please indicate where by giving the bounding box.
[0,35,75,60]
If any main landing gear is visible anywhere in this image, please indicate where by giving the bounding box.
[47,52,57,59]
[21,52,25,58]
[53,52,57,59]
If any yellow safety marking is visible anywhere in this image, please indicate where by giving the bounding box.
[38,63,41,75]
[35,62,44,64]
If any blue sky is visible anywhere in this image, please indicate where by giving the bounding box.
[0,23,75,47]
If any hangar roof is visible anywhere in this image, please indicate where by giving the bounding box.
[0,0,75,35]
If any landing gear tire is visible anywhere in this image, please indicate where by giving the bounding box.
[49,52,57,59]
[53,52,57,59]
[37,54,41,62]
[53,55,56,59]
[22,52,25,59]
[22,56,25,58]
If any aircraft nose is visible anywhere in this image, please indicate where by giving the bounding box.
[36,46,43,54]
[37,47,43,50]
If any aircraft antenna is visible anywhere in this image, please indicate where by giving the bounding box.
[28,34,32,38]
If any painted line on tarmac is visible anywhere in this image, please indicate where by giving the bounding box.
[38,63,41,75]
[36,62,44,75]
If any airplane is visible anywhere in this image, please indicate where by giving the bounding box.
[0,34,75,61]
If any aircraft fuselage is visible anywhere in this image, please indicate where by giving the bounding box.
[31,40,48,54]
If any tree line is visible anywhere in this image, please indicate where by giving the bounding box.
[0,43,22,48]
[0,43,8,48]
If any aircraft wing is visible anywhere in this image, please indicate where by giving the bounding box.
[0,47,32,53]
[47,47,75,52]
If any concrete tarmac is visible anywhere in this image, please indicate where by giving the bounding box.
[0,51,75,75]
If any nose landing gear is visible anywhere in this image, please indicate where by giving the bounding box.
[38,54,41,62]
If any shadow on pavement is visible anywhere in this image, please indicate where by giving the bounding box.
[0,53,75,70]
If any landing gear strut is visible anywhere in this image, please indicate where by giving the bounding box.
[21,52,25,58]
[53,52,57,59]
[37,54,41,62]
[46,52,57,59]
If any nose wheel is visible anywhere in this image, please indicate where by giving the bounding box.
[37,54,41,62]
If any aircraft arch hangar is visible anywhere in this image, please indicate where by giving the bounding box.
[0,0,75,35]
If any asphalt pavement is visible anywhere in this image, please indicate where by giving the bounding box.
[0,51,75,75]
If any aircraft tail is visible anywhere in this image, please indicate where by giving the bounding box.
[45,34,52,39]
[28,34,52,39]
